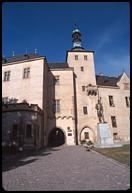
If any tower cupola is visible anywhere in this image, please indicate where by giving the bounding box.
[72,28,82,48]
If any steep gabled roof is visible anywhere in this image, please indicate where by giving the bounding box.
[96,75,119,87]
[2,53,44,64]
[48,63,69,69]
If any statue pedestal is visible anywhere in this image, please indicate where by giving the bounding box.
[95,123,122,148]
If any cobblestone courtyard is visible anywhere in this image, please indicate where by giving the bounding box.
[2,145,130,191]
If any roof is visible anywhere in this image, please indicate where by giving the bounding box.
[2,53,44,64]
[72,29,81,34]
[96,75,120,87]
[70,47,86,51]
[48,63,69,69]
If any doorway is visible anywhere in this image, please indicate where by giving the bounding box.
[48,128,65,147]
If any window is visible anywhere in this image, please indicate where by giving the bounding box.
[124,83,129,90]
[53,100,60,113]
[83,106,88,114]
[4,71,11,81]
[125,97,130,107]
[68,133,72,136]
[75,55,78,60]
[26,124,32,138]
[84,55,88,60]
[12,124,18,140]
[81,66,84,71]
[23,67,30,79]
[109,96,115,107]
[113,133,118,140]
[111,116,117,128]
[82,86,85,91]
[84,132,89,139]
[54,76,60,85]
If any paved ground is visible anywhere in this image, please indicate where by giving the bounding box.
[2,145,130,191]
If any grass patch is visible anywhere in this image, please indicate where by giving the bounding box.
[94,144,130,166]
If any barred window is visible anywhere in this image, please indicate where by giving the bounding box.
[4,71,11,81]
[111,116,117,128]
[23,67,30,79]
[109,96,115,107]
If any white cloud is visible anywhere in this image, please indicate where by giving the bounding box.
[98,53,130,77]
[94,19,126,52]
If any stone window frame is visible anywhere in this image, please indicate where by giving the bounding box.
[82,86,85,91]
[84,132,89,139]
[111,116,117,128]
[23,67,30,79]
[83,106,88,115]
[109,95,115,107]
[81,66,84,71]
[3,71,11,81]
[53,99,60,113]
[84,55,88,60]
[75,55,78,60]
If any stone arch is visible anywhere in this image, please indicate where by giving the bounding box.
[48,127,66,147]
[80,126,96,143]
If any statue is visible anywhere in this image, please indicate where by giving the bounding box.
[95,98,105,123]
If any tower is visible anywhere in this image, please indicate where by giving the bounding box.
[66,28,98,145]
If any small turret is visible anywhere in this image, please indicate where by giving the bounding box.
[72,28,82,48]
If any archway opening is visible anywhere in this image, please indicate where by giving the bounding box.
[48,128,65,147]
[80,127,95,144]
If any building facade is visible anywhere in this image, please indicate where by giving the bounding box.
[2,28,130,149]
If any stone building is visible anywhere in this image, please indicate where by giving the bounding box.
[2,28,130,149]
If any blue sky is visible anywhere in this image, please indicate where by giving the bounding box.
[2,2,130,77]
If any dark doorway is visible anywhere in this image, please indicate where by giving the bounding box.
[48,128,65,147]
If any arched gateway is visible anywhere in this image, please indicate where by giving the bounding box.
[48,128,65,147]
[80,126,95,143]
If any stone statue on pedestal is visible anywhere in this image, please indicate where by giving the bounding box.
[95,98,122,148]
[95,98,105,123]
